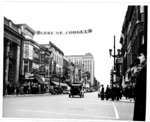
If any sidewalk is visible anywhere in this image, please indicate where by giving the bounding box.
[118,97,135,103]
[3,93,54,98]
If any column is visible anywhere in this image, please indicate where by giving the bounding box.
[21,41,24,76]
[4,41,10,94]
[15,45,20,87]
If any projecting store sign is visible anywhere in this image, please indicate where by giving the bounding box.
[116,58,123,64]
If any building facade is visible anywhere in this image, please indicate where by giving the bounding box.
[14,24,53,94]
[120,6,147,88]
[65,53,94,87]
[18,24,36,77]
[3,17,24,95]
[63,57,71,82]
[3,17,68,95]
[41,41,64,83]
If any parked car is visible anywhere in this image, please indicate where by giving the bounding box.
[69,83,84,98]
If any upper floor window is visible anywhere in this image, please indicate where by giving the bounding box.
[140,6,144,13]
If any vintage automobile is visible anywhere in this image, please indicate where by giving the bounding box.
[69,83,84,98]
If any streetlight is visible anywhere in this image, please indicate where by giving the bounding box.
[109,35,122,86]
[109,36,116,71]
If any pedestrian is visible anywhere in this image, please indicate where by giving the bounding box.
[7,84,10,95]
[28,82,31,94]
[105,85,110,100]
[38,84,41,94]
[111,85,115,101]
[133,52,146,121]
[15,86,19,95]
[100,85,104,100]
[119,86,122,100]
[116,85,120,101]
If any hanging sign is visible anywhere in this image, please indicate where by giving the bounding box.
[35,29,92,35]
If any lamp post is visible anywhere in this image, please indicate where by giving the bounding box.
[109,35,122,86]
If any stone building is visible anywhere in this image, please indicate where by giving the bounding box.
[119,6,147,88]
[40,41,64,84]
[65,53,94,87]
[18,24,36,77]
[3,17,24,95]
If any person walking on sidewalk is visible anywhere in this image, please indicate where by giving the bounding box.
[105,85,111,100]
[100,85,105,100]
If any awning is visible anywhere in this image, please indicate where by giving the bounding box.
[25,73,34,79]
[35,75,45,84]
[51,81,69,87]
[26,74,49,84]
[28,74,46,84]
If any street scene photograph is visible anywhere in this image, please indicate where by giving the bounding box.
[1,1,148,122]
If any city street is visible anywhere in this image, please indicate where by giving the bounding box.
[3,92,134,121]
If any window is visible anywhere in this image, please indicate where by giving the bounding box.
[24,65,28,73]
[140,6,144,13]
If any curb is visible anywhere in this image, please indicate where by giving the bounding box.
[119,99,135,103]
[3,93,65,98]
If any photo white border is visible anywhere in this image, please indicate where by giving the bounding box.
[0,0,149,122]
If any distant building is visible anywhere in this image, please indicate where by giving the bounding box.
[40,41,64,83]
[63,57,71,82]
[65,53,94,87]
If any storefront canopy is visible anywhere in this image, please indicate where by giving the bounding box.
[28,74,46,84]
[34,74,46,84]
[51,81,69,87]
[25,73,34,79]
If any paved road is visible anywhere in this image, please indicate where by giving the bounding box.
[3,92,134,121]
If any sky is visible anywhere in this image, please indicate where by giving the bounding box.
[1,1,128,86]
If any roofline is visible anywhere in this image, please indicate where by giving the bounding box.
[49,41,64,55]
[17,24,35,35]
